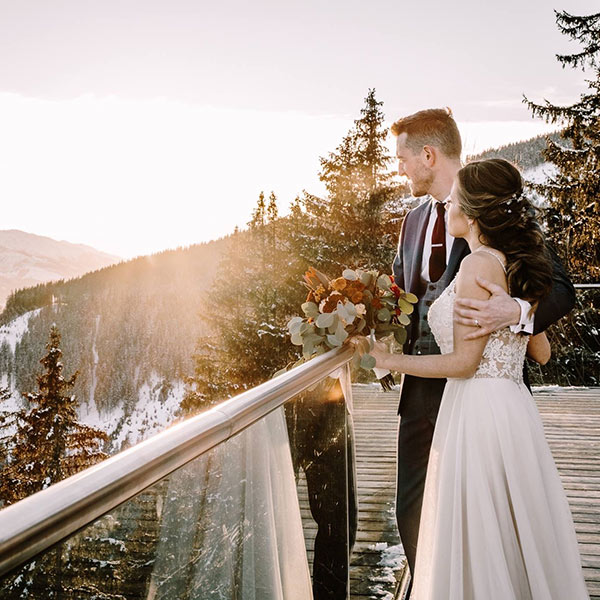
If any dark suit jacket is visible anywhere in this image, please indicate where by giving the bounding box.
[392,199,576,417]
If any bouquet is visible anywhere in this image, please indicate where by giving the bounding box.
[284,267,417,390]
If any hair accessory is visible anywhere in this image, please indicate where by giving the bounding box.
[502,190,527,215]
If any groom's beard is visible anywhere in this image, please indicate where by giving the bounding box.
[409,165,435,197]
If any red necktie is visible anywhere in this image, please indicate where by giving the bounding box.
[429,201,446,282]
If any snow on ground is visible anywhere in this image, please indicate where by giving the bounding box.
[78,372,185,453]
[524,162,556,185]
[0,308,41,353]
[378,543,405,569]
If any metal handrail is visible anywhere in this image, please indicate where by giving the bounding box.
[0,345,354,578]
[574,284,600,289]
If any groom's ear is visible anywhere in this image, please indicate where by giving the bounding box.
[422,144,437,167]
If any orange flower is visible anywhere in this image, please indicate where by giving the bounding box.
[314,285,327,301]
[320,293,345,313]
[331,277,347,291]
[372,297,383,309]
[304,267,321,288]
[306,291,316,303]
[351,291,363,303]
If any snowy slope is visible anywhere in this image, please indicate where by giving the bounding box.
[0,308,185,454]
[78,374,185,453]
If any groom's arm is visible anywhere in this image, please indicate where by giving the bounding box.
[392,213,408,290]
[532,246,576,335]
[454,246,576,339]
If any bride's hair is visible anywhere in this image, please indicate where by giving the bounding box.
[456,158,553,304]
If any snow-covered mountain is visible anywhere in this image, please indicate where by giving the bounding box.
[0,230,120,307]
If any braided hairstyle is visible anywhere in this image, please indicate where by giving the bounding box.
[456,158,553,304]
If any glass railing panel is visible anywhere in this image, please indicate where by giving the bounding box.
[0,366,355,600]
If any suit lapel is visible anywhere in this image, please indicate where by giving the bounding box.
[408,201,432,293]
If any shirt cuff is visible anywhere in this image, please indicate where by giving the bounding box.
[509,298,534,334]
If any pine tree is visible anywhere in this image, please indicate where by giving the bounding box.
[182,194,302,412]
[303,88,408,272]
[182,90,411,412]
[0,325,108,506]
[248,190,267,229]
[524,10,600,281]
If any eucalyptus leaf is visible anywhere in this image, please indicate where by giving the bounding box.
[360,353,377,370]
[327,334,342,347]
[303,341,315,358]
[301,301,319,318]
[327,314,340,334]
[345,302,357,316]
[336,301,348,321]
[398,313,411,326]
[397,298,415,314]
[316,312,335,328]
[305,333,325,345]
[403,292,418,304]
[359,271,373,286]
[377,308,392,322]
[377,274,392,290]
[299,322,310,335]
[335,321,348,343]
[394,328,408,345]
[291,332,304,346]
[342,268,357,281]
[289,321,304,336]
[287,316,303,330]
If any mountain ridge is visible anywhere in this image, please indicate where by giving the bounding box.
[0,229,120,309]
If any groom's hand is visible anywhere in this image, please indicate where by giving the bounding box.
[454,276,521,340]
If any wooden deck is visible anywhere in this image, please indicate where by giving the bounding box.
[535,387,600,600]
[300,385,600,599]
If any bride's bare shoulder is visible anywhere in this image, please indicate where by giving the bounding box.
[457,250,508,292]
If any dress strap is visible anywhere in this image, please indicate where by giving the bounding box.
[474,247,507,272]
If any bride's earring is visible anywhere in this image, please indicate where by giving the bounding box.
[468,220,474,232]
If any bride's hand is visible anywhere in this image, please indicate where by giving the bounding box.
[348,335,370,356]
[369,340,390,369]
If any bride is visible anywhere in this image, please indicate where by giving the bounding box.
[357,159,589,599]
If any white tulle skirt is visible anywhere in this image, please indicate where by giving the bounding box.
[412,377,589,600]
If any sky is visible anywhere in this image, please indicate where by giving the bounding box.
[0,0,596,258]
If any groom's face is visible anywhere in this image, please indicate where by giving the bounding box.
[396,133,434,197]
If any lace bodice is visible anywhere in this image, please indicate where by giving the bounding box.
[428,275,529,383]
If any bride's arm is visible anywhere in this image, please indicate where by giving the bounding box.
[369,253,506,379]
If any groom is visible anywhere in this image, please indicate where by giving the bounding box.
[390,107,576,588]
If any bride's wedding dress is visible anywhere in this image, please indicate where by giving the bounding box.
[412,252,589,599]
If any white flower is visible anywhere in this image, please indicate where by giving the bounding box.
[355,303,366,316]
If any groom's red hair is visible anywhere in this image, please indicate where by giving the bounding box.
[391,107,462,159]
